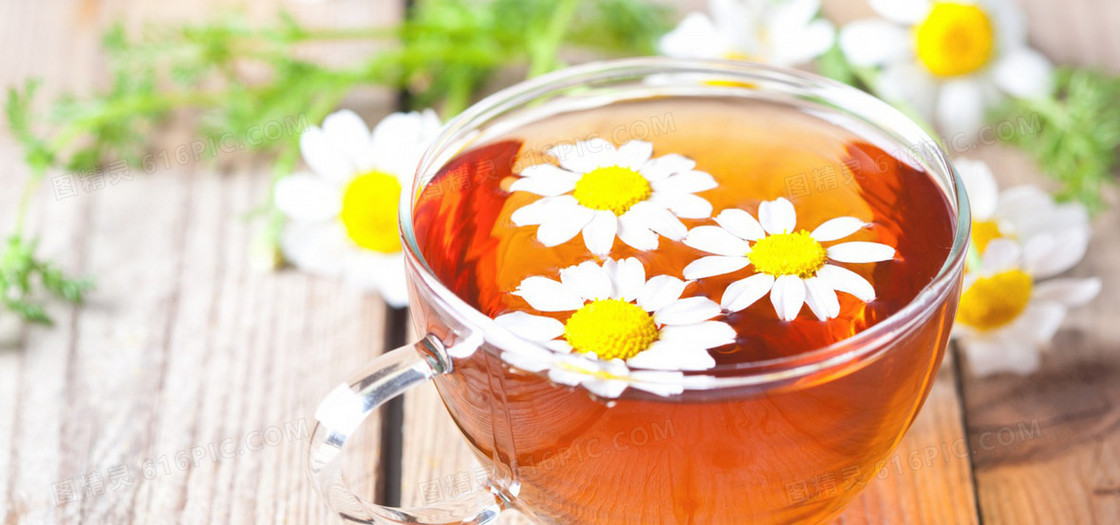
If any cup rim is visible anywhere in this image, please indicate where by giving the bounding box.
[399,57,970,388]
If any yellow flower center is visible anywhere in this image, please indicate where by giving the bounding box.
[957,269,1033,331]
[748,230,828,279]
[573,166,652,215]
[340,171,402,253]
[971,219,1006,254]
[564,299,659,360]
[915,2,995,77]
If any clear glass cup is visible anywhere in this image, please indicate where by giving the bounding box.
[308,58,970,524]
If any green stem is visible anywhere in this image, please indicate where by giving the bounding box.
[527,0,582,78]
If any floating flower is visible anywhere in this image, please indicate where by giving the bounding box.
[275,109,442,307]
[839,0,1053,137]
[658,0,835,66]
[493,257,736,397]
[682,197,895,321]
[957,157,1089,257]
[510,139,717,255]
[955,239,1100,377]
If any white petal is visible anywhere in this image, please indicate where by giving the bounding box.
[994,185,1053,230]
[770,0,823,31]
[816,264,876,302]
[281,221,349,277]
[869,0,930,23]
[683,255,751,279]
[876,62,938,122]
[721,273,775,312]
[936,79,990,138]
[955,158,999,220]
[536,205,595,247]
[613,257,647,301]
[628,370,687,396]
[1022,231,1090,279]
[827,242,896,263]
[581,377,629,399]
[683,226,752,256]
[810,217,866,242]
[274,174,341,222]
[519,163,575,179]
[654,296,721,326]
[992,49,1054,99]
[659,321,737,349]
[639,204,689,240]
[803,276,841,321]
[300,126,357,184]
[501,348,553,373]
[962,337,1040,377]
[986,0,1028,50]
[548,138,616,173]
[838,19,911,67]
[581,211,618,256]
[637,275,689,312]
[559,260,613,302]
[510,196,562,227]
[978,239,1021,275]
[1032,278,1101,308]
[544,339,573,353]
[368,110,442,178]
[509,171,579,196]
[758,197,797,235]
[628,341,716,371]
[770,274,807,322]
[493,312,565,342]
[770,19,836,66]
[659,193,713,219]
[714,208,766,241]
[617,215,659,251]
[651,171,718,195]
[344,252,408,306]
[1015,302,1067,345]
[513,276,585,312]
[658,12,727,59]
[321,110,374,171]
[639,154,697,181]
[615,141,654,170]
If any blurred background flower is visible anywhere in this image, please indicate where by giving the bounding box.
[838,0,1053,137]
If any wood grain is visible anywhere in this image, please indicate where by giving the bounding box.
[0,1,402,524]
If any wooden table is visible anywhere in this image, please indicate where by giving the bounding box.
[1,1,1116,523]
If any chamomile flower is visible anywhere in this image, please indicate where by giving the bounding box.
[839,0,1053,137]
[955,239,1100,377]
[682,197,895,321]
[493,257,736,397]
[510,139,717,255]
[275,109,442,307]
[957,157,1089,257]
[658,0,835,66]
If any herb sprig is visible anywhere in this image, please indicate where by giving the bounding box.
[1,0,670,325]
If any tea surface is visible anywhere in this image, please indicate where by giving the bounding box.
[414,97,954,364]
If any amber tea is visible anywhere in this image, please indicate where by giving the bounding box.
[409,96,958,523]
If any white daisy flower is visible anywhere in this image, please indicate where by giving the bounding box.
[510,139,717,255]
[682,197,896,321]
[957,157,1090,258]
[493,257,737,398]
[839,0,1054,137]
[274,109,442,307]
[955,239,1100,377]
[658,0,835,67]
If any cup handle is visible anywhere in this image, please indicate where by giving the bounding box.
[308,334,506,524]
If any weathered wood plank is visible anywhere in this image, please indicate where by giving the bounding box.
[0,1,404,523]
[956,1,1120,523]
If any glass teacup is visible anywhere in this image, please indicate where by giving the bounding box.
[308,58,969,524]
